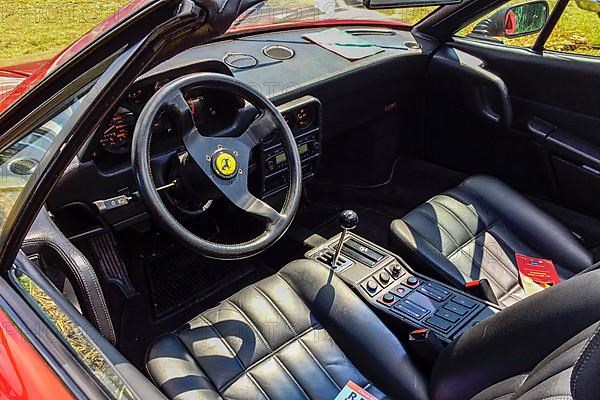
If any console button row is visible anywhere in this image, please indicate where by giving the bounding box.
[363,263,407,296]
[392,299,430,320]
[443,301,470,316]
[405,276,419,287]
[425,315,453,332]
[451,294,477,309]
[418,282,451,302]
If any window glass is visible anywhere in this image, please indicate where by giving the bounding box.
[232,0,438,31]
[0,96,83,227]
[546,0,600,56]
[456,0,557,47]
[12,268,134,400]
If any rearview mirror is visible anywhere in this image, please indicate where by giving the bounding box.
[470,1,549,39]
[363,0,461,10]
[574,0,600,15]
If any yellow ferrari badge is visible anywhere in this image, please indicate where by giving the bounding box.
[213,151,237,178]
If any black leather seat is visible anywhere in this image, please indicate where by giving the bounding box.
[147,259,600,400]
[147,260,428,400]
[390,175,592,308]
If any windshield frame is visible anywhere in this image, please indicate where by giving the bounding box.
[224,1,441,37]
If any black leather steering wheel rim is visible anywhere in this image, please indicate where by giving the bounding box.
[132,72,302,259]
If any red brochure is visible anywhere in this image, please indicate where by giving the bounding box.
[516,253,560,294]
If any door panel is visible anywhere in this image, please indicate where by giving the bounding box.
[425,39,600,218]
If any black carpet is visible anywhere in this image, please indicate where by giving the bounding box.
[145,249,257,318]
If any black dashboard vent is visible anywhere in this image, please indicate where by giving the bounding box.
[263,45,295,60]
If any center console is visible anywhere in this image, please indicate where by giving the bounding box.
[262,96,322,197]
[306,228,499,342]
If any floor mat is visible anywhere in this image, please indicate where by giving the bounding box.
[145,248,257,319]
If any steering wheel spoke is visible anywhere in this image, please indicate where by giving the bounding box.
[168,90,197,136]
[240,112,278,148]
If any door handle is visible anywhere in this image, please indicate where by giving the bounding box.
[527,117,556,139]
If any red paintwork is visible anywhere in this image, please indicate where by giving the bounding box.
[0,309,74,399]
[226,18,408,34]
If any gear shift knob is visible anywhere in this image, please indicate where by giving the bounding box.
[338,209,359,230]
[332,210,358,268]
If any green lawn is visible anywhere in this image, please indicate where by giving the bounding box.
[0,0,129,66]
[458,0,600,56]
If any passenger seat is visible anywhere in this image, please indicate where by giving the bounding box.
[389,175,592,308]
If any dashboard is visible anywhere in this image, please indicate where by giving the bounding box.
[51,25,427,239]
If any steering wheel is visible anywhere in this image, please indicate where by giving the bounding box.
[132,73,302,259]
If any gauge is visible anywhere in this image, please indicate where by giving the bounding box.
[128,88,145,105]
[296,107,314,129]
[283,112,296,129]
[186,95,205,121]
[154,79,170,92]
[100,108,135,154]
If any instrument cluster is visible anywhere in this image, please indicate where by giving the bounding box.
[96,80,238,157]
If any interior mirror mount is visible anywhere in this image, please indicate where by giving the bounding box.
[363,0,461,10]
[469,0,549,39]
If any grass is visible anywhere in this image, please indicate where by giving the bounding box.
[458,0,600,56]
[0,0,130,67]
[15,272,135,400]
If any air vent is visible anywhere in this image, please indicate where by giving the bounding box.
[8,158,38,175]
[263,45,295,60]
[223,53,258,69]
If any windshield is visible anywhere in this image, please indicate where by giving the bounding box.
[230,0,436,32]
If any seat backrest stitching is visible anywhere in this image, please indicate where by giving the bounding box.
[218,325,318,393]
[253,286,298,335]
[272,355,310,399]
[297,337,341,391]
[226,299,273,352]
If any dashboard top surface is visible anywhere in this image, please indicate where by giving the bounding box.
[142,26,422,101]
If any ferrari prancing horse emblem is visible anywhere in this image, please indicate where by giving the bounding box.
[213,151,238,179]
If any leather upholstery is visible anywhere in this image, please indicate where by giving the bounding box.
[431,268,600,400]
[146,259,428,400]
[22,207,116,344]
[147,259,600,400]
[390,175,592,308]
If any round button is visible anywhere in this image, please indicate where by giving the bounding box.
[382,293,395,304]
[366,280,378,292]
[391,264,402,276]
[406,276,419,286]
[379,271,391,284]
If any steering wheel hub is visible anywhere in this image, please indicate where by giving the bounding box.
[212,149,238,179]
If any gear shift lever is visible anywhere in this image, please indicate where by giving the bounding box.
[332,210,359,268]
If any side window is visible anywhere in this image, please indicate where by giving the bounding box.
[456,0,553,47]
[456,0,600,58]
[546,0,600,56]
[0,96,83,227]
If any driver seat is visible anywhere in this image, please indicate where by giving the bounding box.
[147,260,600,400]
